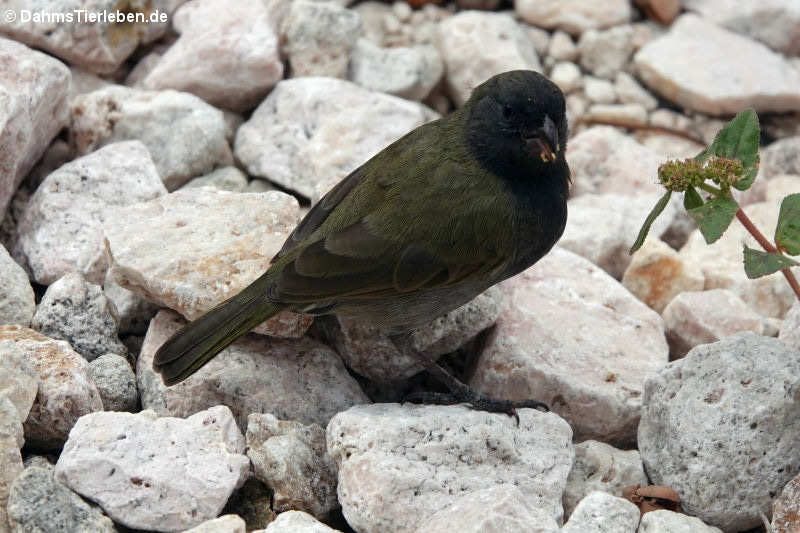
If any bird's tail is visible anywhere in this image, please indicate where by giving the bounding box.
[153,282,284,386]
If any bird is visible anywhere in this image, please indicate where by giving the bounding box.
[154,70,570,414]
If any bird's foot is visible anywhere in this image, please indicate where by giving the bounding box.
[402,388,548,425]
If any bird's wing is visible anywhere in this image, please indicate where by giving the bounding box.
[266,126,513,306]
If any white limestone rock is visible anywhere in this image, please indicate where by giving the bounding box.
[578,26,634,80]
[142,0,283,111]
[662,289,764,359]
[563,441,648,519]
[622,238,705,314]
[0,326,102,451]
[470,248,669,446]
[0,37,70,221]
[515,0,632,36]
[104,187,311,338]
[31,273,127,361]
[418,486,560,533]
[55,406,250,532]
[246,413,338,518]
[634,14,800,115]
[137,310,369,431]
[638,332,800,531]
[561,491,639,533]
[0,0,168,73]
[18,141,166,285]
[327,404,573,533]
[437,11,541,106]
[638,510,723,533]
[70,86,232,190]
[234,77,437,200]
[280,1,362,79]
[349,39,443,101]
[0,245,34,327]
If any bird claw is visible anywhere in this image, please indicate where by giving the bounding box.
[401,390,548,426]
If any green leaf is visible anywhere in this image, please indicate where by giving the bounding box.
[776,193,800,255]
[694,109,760,191]
[630,191,672,254]
[743,245,799,279]
[684,186,703,210]
[687,196,739,244]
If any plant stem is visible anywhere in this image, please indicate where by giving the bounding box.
[735,208,800,300]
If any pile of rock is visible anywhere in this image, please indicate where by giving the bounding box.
[1,0,799,532]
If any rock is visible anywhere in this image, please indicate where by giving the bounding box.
[560,194,679,279]
[634,14,800,115]
[567,126,665,197]
[349,40,443,101]
[137,310,368,431]
[635,0,681,24]
[102,275,160,336]
[614,72,658,111]
[184,514,246,533]
[0,245,34,327]
[104,187,311,338]
[0,340,38,425]
[772,474,800,533]
[222,479,275,532]
[0,396,24,533]
[437,11,541,107]
[584,76,617,104]
[142,0,282,112]
[638,332,800,531]
[87,354,137,412]
[470,248,669,446]
[7,467,116,533]
[329,287,502,382]
[0,37,70,221]
[18,141,166,285]
[70,86,232,190]
[762,137,800,180]
[550,62,583,94]
[663,289,764,359]
[25,139,73,192]
[515,0,632,36]
[578,26,634,80]
[68,67,113,103]
[0,1,167,74]
[0,326,103,450]
[584,104,648,127]
[246,413,338,518]
[561,491,640,533]
[766,175,800,203]
[258,510,340,533]
[563,441,649,519]
[31,273,127,362]
[638,510,723,533]
[548,31,579,62]
[622,238,705,313]
[181,166,248,192]
[234,77,437,200]
[327,404,573,533]
[780,301,800,350]
[682,0,800,56]
[419,486,560,533]
[679,200,799,319]
[55,406,249,531]
[280,1,361,79]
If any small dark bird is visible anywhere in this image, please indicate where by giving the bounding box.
[154,70,569,413]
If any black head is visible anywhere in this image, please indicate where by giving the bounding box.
[464,70,568,183]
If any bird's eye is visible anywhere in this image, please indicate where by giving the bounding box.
[502,105,513,119]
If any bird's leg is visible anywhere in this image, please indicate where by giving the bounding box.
[393,334,548,420]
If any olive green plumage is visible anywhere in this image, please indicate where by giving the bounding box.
[155,70,570,386]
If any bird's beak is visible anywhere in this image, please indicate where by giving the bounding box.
[524,115,559,163]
